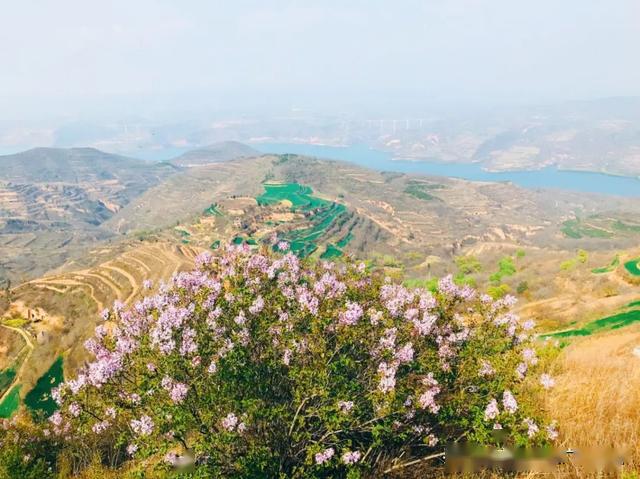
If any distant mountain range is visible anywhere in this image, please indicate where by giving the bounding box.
[2,98,640,176]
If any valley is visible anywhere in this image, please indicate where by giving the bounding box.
[1,143,640,465]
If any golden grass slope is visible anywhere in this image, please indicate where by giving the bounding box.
[545,326,640,466]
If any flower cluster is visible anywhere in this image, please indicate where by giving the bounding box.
[47,245,556,477]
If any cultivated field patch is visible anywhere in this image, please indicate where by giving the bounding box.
[592,254,620,274]
[624,258,640,276]
[24,356,64,417]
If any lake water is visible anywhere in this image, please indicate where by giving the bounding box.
[254,143,640,198]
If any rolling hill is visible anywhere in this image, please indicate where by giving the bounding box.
[170,141,260,167]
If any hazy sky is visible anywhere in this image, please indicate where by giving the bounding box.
[1,0,639,119]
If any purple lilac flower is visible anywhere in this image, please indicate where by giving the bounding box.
[314,447,335,465]
[339,301,363,326]
[522,348,538,365]
[169,382,188,403]
[92,420,110,434]
[379,328,397,350]
[338,400,354,413]
[377,362,397,393]
[394,343,414,364]
[222,412,239,431]
[341,450,361,465]
[131,415,154,436]
[484,398,499,421]
[516,362,528,379]
[49,411,63,427]
[540,373,555,389]
[479,360,495,377]
[68,402,81,417]
[249,296,265,314]
[277,241,290,251]
[523,417,539,438]
[502,390,518,414]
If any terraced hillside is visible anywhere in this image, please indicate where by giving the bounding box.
[109,153,640,275]
[0,148,181,282]
[171,181,381,262]
[0,241,200,418]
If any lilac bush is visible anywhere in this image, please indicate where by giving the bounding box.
[50,245,555,477]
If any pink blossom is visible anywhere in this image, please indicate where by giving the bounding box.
[379,328,397,350]
[49,411,63,427]
[426,434,439,447]
[516,362,528,379]
[208,361,218,374]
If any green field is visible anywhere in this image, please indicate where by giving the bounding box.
[257,183,350,259]
[0,367,16,398]
[624,258,640,276]
[256,183,328,210]
[592,255,620,274]
[25,356,64,417]
[561,219,612,239]
[403,180,444,201]
[612,220,640,233]
[336,232,353,248]
[0,385,21,418]
[320,244,343,259]
[542,308,640,339]
[203,203,223,216]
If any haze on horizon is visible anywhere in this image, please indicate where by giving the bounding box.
[1,0,639,121]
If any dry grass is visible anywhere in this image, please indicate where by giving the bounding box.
[545,325,640,467]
